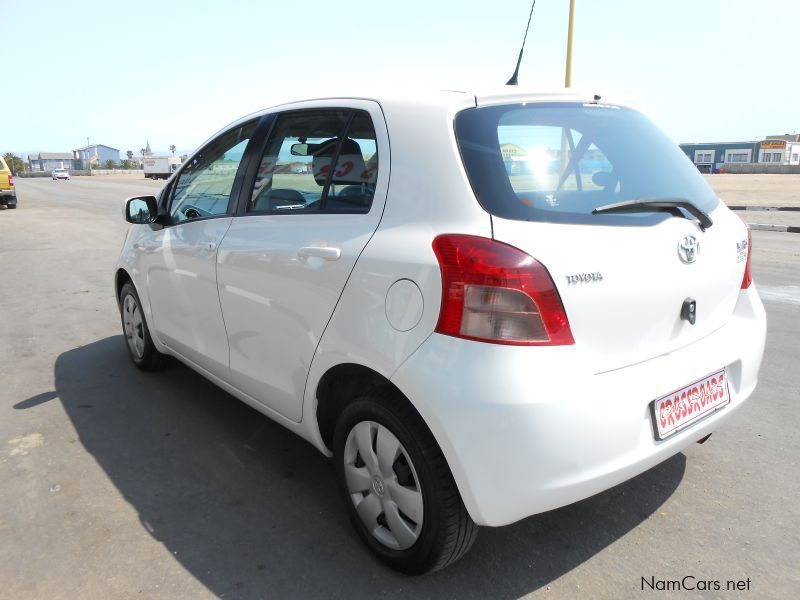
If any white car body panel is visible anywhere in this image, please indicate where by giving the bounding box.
[218,212,380,422]
[116,88,767,530]
[299,93,493,446]
[215,99,388,423]
[142,218,233,374]
[491,204,750,373]
[390,284,766,526]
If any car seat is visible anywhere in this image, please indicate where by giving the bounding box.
[312,138,375,209]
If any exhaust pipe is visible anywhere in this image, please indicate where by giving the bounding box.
[696,433,712,445]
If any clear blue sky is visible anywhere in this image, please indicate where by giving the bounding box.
[4,0,798,159]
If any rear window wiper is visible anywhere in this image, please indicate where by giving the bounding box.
[592,198,713,231]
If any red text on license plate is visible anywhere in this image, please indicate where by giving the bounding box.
[652,369,730,440]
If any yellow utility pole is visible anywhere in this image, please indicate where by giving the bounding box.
[560,0,576,177]
[565,0,576,87]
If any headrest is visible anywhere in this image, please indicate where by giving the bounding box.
[312,138,369,186]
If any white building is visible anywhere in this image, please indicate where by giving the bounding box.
[759,135,800,165]
[73,144,121,168]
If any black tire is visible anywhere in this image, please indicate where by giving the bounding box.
[7,203,17,209]
[333,390,478,574]
[119,281,165,371]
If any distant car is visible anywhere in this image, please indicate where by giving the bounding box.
[115,89,766,574]
[52,168,70,180]
[0,156,17,209]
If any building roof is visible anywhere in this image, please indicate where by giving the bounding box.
[73,144,120,152]
[765,134,800,142]
[679,142,757,147]
[30,152,74,160]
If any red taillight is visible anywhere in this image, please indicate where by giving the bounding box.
[8,175,13,187]
[741,227,753,289]
[431,234,574,346]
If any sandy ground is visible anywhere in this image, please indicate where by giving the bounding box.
[704,174,800,207]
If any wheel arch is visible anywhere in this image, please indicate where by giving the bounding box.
[315,362,437,456]
[115,268,133,306]
[313,361,474,524]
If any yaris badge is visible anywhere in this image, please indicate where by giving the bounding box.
[678,235,699,264]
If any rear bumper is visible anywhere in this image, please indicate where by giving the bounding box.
[391,285,766,527]
[0,189,16,203]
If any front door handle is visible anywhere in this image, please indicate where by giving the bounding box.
[298,246,341,261]
[134,241,158,251]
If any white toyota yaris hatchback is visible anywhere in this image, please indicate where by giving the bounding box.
[116,88,766,574]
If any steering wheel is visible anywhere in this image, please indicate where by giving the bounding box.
[591,170,619,192]
[179,204,209,220]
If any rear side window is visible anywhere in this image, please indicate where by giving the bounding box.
[455,103,720,226]
[0,158,7,171]
[247,109,378,214]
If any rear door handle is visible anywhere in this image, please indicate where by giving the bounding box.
[298,246,341,261]
[204,241,217,251]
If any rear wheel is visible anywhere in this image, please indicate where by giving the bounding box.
[119,281,164,370]
[7,203,16,209]
[333,391,478,574]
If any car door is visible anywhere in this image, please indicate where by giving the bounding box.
[140,119,259,376]
[217,102,388,422]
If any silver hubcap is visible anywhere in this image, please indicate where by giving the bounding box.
[122,293,145,359]
[343,420,424,550]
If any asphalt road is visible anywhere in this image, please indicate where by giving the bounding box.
[1,176,799,599]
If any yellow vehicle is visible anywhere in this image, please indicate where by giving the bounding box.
[0,156,17,209]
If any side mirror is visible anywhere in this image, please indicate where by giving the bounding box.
[125,196,159,224]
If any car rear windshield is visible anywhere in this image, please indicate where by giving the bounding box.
[454,102,719,226]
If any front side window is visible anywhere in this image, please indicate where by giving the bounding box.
[248,109,378,214]
[169,121,256,223]
[455,103,720,226]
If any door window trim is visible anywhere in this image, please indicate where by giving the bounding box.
[160,117,265,227]
[234,107,376,217]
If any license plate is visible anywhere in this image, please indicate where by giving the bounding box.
[651,369,730,440]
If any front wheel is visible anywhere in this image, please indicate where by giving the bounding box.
[333,392,478,574]
[119,281,164,370]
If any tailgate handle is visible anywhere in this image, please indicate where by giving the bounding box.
[298,246,341,261]
[681,297,697,325]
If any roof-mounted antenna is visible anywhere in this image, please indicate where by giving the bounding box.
[506,0,537,86]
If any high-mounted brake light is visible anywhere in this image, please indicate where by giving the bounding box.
[432,234,574,346]
[741,227,753,289]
